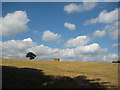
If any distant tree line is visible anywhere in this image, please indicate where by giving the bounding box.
[112,60,120,63]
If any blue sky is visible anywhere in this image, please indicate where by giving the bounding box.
[1,2,119,62]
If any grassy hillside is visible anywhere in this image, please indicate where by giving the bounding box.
[1,58,119,88]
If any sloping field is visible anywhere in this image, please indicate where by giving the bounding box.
[1,58,119,88]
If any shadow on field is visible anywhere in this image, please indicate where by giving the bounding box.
[2,66,115,88]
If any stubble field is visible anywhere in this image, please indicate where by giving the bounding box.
[1,58,119,88]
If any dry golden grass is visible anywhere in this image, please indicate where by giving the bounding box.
[1,58,119,88]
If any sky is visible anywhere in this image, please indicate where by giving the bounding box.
[1,2,119,62]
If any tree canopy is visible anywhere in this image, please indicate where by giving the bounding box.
[26,52,36,60]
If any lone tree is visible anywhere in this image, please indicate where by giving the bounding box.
[26,52,36,60]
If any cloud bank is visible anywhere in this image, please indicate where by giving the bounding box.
[1,38,118,62]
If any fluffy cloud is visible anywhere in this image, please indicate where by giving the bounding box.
[64,22,76,30]
[84,8,118,25]
[84,8,119,40]
[93,30,106,37]
[65,35,90,47]
[105,54,118,62]
[112,43,120,47]
[74,43,107,54]
[2,38,36,58]
[64,2,97,14]
[23,38,33,42]
[1,38,118,62]
[42,30,61,41]
[104,21,118,40]
[0,11,30,37]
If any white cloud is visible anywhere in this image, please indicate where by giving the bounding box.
[42,30,61,41]
[65,35,90,47]
[93,30,106,37]
[2,38,36,58]
[64,3,80,14]
[2,38,117,62]
[84,53,118,62]
[23,38,33,42]
[27,45,60,58]
[104,21,118,40]
[84,8,118,25]
[105,54,118,62]
[112,43,120,47]
[74,43,104,54]
[0,11,30,37]
[64,22,76,30]
[64,2,97,14]
[33,30,38,34]
[84,8,119,40]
